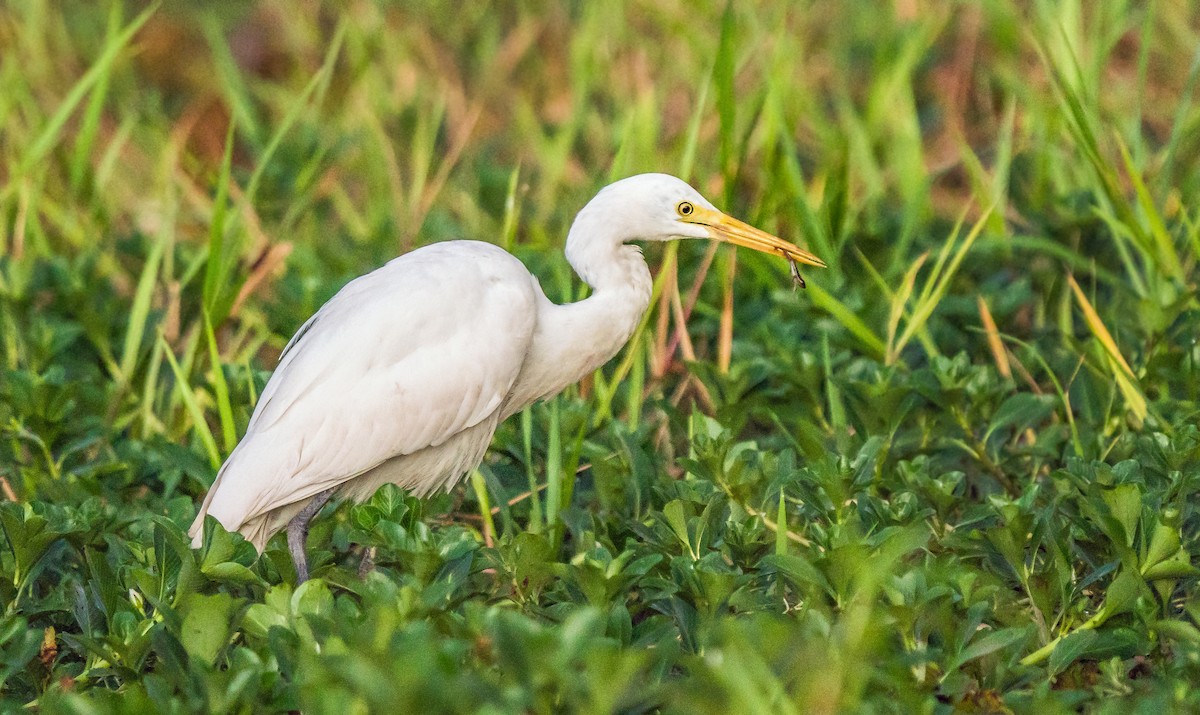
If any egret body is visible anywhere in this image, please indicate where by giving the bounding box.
[189,173,823,581]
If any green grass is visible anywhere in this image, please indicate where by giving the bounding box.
[2,0,1199,712]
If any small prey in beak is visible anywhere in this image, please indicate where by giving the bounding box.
[786,254,806,290]
[681,205,825,288]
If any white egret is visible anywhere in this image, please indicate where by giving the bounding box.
[188,173,824,581]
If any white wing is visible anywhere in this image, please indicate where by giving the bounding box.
[194,240,539,536]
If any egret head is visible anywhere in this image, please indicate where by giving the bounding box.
[567,174,824,285]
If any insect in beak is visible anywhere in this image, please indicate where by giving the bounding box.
[787,254,806,290]
[684,206,825,288]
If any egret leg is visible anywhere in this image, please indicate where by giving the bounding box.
[287,487,336,584]
[357,546,376,579]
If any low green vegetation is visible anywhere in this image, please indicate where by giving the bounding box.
[2,1,1199,712]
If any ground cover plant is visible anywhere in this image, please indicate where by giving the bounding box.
[1,0,1199,712]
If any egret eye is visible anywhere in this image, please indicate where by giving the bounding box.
[677,201,695,217]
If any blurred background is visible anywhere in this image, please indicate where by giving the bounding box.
[2,1,1196,336]
[7,2,1197,270]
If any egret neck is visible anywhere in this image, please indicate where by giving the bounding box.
[502,214,653,415]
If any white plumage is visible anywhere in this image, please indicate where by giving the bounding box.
[189,173,823,580]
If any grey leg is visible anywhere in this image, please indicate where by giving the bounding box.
[287,487,336,584]
[357,546,376,579]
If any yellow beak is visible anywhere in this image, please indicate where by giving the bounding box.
[688,206,825,268]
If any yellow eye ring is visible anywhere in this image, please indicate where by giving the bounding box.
[677,201,695,217]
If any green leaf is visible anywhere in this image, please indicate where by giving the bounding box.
[1142,554,1199,581]
[242,603,288,642]
[983,393,1055,444]
[1142,508,1182,572]
[946,626,1033,674]
[1100,483,1142,549]
[1099,567,1145,622]
[662,500,693,558]
[178,591,239,666]
[202,561,264,587]
[762,554,832,597]
[0,505,67,591]
[1048,628,1100,676]
[292,579,334,620]
[1153,620,1200,645]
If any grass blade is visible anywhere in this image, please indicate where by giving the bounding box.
[885,252,927,365]
[117,229,166,386]
[203,313,237,453]
[977,296,1011,379]
[159,333,221,470]
[1066,274,1147,424]
[806,281,885,359]
[893,207,991,357]
[13,3,156,181]
[1115,135,1183,281]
